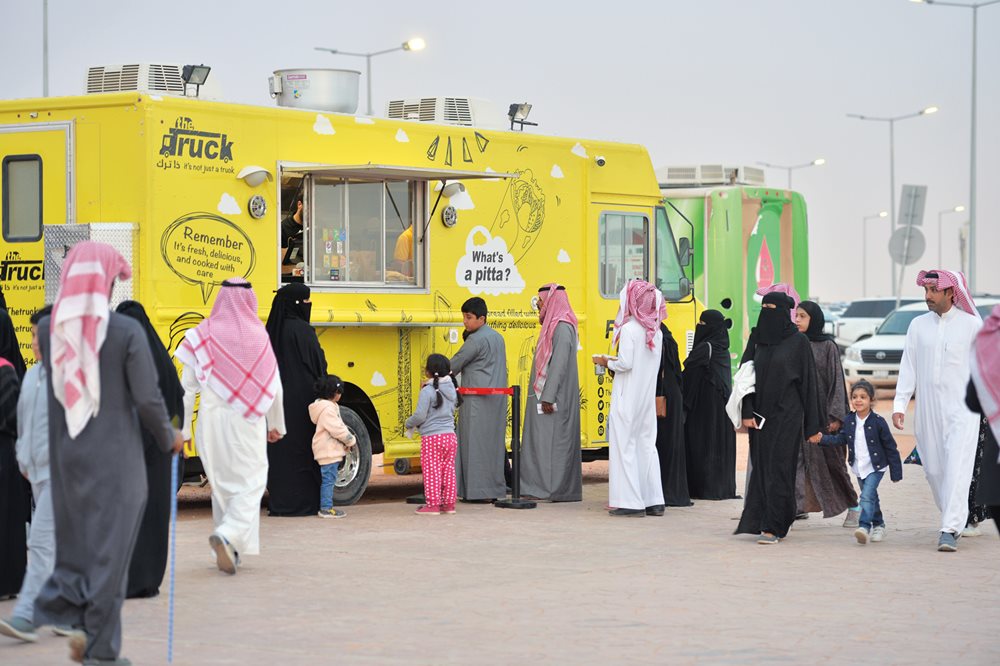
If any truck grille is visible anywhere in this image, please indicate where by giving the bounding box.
[861,350,902,364]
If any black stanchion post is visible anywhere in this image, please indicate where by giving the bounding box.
[496,384,536,509]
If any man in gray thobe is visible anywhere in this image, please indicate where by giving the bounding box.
[34,242,181,665]
[450,297,508,502]
[521,284,582,502]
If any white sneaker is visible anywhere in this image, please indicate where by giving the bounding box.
[208,533,237,575]
[871,526,886,542]
[962,523,982,537]
[854,527,869,544]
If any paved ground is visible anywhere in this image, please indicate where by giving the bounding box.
[3,398,998,665]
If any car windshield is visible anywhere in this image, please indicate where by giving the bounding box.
[876,310,924,335]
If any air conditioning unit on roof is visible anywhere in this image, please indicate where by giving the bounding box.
[385,97,506,129]
[657,164,727,188]
[86,64,185,95]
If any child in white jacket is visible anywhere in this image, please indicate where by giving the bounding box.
[309,375,356,519]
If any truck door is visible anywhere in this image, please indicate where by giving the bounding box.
[0,122,73,364]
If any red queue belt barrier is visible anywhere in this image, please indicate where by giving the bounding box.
[456,385,535,510]
[457,387,514,396]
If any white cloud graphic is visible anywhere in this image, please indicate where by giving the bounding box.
[354,117,375,124]
[455,226,525,296]
[449,190,475,210]
[557,249,570,263]
[217,193,241,215]
[551,164,564,179]
[371,371,387,387]
[571,143,588,158]
[313,115,335,135]
[395,129,409,142]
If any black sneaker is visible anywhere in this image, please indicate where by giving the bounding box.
[608,508,645,517]
[645,505,666,516]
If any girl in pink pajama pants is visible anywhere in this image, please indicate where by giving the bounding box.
[405,354,462,515]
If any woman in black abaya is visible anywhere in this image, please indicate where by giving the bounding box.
[735,292,823,544]
[682,310,738,500]
[655,321,690,507]
[117,301,185,598]
[265,283,327,516]
[794,301,857,519]
[0,306,28,598]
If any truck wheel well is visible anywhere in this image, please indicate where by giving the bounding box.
[340,383,384,454]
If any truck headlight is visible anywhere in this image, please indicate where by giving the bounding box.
[846,346,862,363]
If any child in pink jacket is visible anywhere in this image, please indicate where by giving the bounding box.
[309,375,356,519]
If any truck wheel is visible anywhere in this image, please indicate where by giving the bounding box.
[333,407,372,506]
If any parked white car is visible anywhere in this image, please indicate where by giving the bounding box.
[843,297,1000,387]
[833,297,922,351]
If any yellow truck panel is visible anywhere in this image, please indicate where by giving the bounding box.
[0,92,698,504]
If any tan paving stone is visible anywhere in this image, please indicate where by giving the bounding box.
[2,400,997,664]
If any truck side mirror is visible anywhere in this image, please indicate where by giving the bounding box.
[679,276,693,298]
[678,237,693,267]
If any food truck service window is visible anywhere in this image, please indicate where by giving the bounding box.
[599,211,648,297]
[307,177,423,287]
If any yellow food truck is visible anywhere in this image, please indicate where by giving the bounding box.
[0,69,703,503]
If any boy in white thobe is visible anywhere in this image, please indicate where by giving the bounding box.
[893,270,982,551]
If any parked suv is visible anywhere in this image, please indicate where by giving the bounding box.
[843,297,1000,387]
[833,297,921,351]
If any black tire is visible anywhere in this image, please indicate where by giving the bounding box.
[333,406,372,506]
[393,457,412,475]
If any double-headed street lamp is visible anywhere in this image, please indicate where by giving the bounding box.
[847,105,938,296]
[938,205,966,266]
[910,0,1000,291]
[315,37,427,116]
[863,211,890,297]
[756,158,825,190]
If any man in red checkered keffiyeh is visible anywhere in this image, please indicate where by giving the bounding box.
[50,241,132,437]
[175,278,281,423]
[915,269,980,320]
[612,279,666,350]
[174,278,285,574]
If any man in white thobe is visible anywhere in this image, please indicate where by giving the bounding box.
[893,269,982,552]
[595,280,665,517]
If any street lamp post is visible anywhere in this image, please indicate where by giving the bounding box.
[911,0,1000,292]
[756,158,825,190]
[315,38,426,116]
[42,0,48,96]
[863,211,889,297]
[847,106,938,297]
[937,205,966,267]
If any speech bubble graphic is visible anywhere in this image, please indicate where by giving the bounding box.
[456,226,525,296]
[160,212,256,303]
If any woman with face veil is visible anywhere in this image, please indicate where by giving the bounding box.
[265,283,328,516]
[116,300,185,598]
[735,292,823,543]
[682,310,738,500]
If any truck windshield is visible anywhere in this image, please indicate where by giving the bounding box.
[654,206,687,301]
[876,310,923,335]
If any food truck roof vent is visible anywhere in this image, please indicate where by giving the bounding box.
[657,164,766,189]
[86,64,186,95]
[385,97,506,129]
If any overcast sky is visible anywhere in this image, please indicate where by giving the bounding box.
[3,0,997,301]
